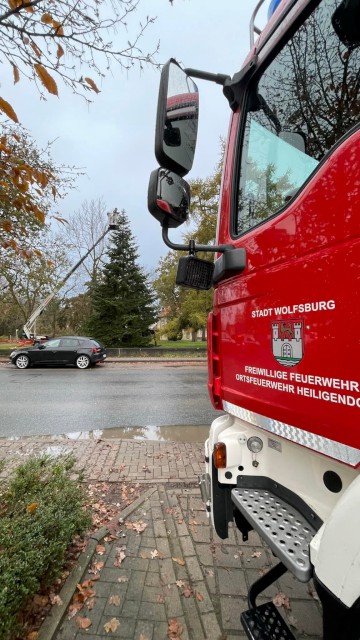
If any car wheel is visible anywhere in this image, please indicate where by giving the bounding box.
[76,355,91,369]
[15,354,30,369]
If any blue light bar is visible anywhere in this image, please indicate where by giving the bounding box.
[268,0,282,19]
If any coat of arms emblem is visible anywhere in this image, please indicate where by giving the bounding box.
[272,319,304,367]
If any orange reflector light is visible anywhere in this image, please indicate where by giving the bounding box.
[214,442,227,469]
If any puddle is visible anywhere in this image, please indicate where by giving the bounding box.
[57,424,209,443]
[4,425,210,444]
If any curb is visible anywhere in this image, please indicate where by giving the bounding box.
[37,486,157,640]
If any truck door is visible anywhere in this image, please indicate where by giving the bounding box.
[215,0,360,462]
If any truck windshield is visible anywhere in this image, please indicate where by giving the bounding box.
[236,0,359,235]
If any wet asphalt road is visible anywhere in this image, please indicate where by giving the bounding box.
[0,362,221,438]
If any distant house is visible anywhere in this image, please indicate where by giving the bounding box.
[151,308,206,342]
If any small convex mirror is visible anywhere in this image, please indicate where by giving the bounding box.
[155,59,199,177]
[148,168,190,228]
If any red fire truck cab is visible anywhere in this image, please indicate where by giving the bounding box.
[147,0,360,638]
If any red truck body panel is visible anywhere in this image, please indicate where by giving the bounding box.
[212,112,360,459]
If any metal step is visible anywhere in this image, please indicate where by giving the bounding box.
[231,487,316,581]
[241,602,296,640]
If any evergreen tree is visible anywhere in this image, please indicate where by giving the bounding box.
[86,210,157,347]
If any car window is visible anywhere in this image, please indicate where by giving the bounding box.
[60,338,80,347]
[44,339,61,348]
[90,339,104,348]
[78,339,92,347]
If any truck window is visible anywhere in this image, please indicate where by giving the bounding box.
[236,0,359,236]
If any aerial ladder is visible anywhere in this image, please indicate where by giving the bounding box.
[21,209,119,341]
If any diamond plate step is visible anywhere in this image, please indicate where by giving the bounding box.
[231,487,316,581]
[241,602,296,640]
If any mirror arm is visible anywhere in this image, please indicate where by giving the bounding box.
[184,68,230,86]
[161,224,233,254]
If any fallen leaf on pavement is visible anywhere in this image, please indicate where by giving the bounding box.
[118,576,128,583]
[196,591,204,602]
[87,598,96,611]
[104,617,121,632]
[156,593,165,603]
[126,521,147,534]
[108,595,121,606]
[151,549,159,559]
[167,618,183,639]
[172,557,185,566]
[181,585,193,598]
[96,545,106,555]
[76,617,92,629]
[114,546,126,567]
[288,614,298,628]
[49,594,63,606]
[273,592,291,609]
[251,551,262,558]
[175,580,185,588]
[34,595,49,607]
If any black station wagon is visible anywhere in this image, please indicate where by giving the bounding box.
[9,336,107,370]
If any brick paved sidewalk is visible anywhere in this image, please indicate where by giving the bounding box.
[0,436,204,483]
[0,437,323,639]
[50,484,322,640]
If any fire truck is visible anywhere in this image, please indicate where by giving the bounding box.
[147,0,359,637]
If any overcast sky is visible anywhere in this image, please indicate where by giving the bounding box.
[3,0,269,273]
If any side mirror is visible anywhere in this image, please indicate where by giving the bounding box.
[148,168,190,228]
[38,344,46,350]
[279,131,306,154]
[155,59,199,177]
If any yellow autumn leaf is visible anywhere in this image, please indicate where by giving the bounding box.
[85,77,100,94]
[31,41,42,59]
[7,0,21,9]
[41,13,53,24]
[0,97,18,123]
[1,220,12,233]
[47,260,55,267]
[34,64,58,96]
[52,185,57,200]
[56,44,64,59]
[27,502,38,514]
[33,208,45,223]
[33,249,42,257]
[52,20,64,36]
[12,64,20,84]
[52,216,67,225]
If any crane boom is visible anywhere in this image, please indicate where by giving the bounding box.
[22,209,119,340]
